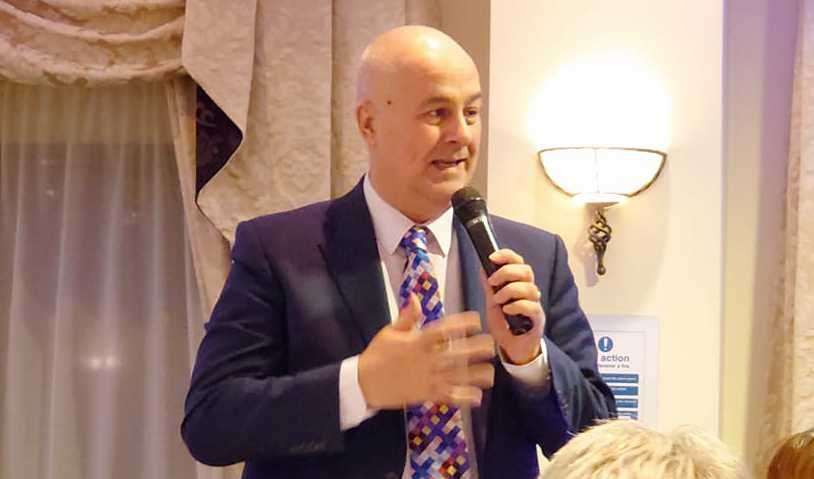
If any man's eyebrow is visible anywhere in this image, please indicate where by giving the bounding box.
[419,92,483,107]
[466,93,483,104]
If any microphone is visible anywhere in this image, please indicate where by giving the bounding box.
[452,187,534,335]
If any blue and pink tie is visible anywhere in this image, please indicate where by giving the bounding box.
[399,226,471,479]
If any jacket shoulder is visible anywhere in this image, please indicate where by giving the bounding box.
[490,214,560,251]
[235,199,333,250]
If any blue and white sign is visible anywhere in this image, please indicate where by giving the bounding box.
[588,316,659,427]
[598,336,614,352]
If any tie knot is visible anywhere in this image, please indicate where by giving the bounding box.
[400,225,430,254]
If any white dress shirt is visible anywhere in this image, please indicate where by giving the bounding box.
[337,175,549,477]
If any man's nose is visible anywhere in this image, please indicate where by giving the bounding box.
[445,112,474,145]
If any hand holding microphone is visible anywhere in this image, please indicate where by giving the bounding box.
[453,187,544,364]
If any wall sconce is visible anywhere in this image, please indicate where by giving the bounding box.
[538,146,666,275]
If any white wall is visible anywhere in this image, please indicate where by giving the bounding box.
[442,0,799,463]
[722,0,798,462]
[489,0,725,433]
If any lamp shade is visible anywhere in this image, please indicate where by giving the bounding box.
[538,146,666,204]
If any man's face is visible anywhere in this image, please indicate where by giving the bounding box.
[365,56,482,221]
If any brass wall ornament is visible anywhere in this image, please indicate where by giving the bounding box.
[588,209,612,275]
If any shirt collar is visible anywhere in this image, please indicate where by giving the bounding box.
[363,174,453,256]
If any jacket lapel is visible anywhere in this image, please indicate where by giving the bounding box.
[455,218,492,463]
[320,181,390,347]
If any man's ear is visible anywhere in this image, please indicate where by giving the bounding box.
[356,101,376,145]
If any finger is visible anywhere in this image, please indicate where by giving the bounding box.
[439,334,495,365]
[393,293,422,332]
[440,385,483,407]
[467,363,495,389]
[501,299,544,322]
[493,281,541,306]
[441,363,495,389]
[479,270,499,309]
[488,248,524,266]
[487,263,534,288]
[421,312,482,345]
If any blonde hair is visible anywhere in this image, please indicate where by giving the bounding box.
[767,428,814,479]
[543,420,747,479]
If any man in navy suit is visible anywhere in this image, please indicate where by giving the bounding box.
[182,25,615,479]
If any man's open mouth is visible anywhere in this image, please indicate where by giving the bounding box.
[432,159,466,169]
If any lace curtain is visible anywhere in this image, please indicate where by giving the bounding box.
[0,80,200,479]
[761,0,814,472]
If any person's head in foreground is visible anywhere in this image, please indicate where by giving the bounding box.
[767,427,814,479]
[543,420,748,479]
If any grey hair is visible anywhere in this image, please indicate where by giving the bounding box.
[543,420,749,479]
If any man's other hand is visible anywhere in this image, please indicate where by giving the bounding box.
[358,294,495,409]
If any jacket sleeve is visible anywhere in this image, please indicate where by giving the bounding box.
[508,234,617,457]
[181,220,345,466]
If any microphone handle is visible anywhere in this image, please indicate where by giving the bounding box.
[464,216,534,336]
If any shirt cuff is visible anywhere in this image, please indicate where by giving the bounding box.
[499,339,550,389]
[338,355,378,431]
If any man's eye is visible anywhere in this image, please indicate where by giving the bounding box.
[428,109,447,119]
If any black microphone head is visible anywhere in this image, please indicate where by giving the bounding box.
[452,186,488,223]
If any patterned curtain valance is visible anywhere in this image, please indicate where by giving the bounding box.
[0,0,184,86]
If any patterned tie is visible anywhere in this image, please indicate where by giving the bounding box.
[399,226,471,479]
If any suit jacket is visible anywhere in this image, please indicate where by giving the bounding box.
[181,181,616,479]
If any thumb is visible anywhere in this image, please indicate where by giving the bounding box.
[393,293,422,331]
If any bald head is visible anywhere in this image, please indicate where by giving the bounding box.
[354,25,482,223]
[356,26,478,105]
